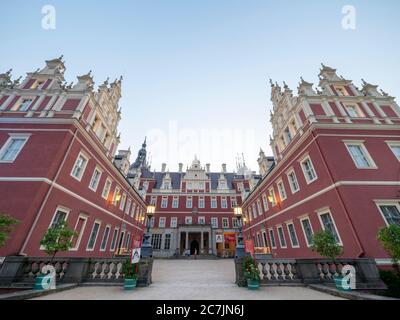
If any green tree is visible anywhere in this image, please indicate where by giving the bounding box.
[122,258,139,280]
[0,214,19,248]
[311,230,343,262]
[40,220,77,262]
[378,225,400,269]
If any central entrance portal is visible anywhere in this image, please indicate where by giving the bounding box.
[190,240,199,255]
[178,226,212,255]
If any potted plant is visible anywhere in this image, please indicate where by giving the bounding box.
[242,256,260,290]
[37,220,77,290]
[311,230,347,291]
[122,258,139,290]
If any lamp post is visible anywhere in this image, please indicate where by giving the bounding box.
[141,205,155,257]
[234,206,245,259]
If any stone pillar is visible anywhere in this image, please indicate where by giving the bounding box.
[208,231,212,254]
[63,258,91,283]
[185,231,189,250]
[177,231,181,255]
[200,232,204,254]
[353,259,387,290]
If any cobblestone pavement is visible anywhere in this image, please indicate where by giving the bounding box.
[33,259,344,300]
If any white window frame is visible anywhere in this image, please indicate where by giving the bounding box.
[70,152,89,182]
[125,198,132,215]
[299,216,314,247]
[268,228,277,249]
[16,97,34,111]
[286,221,300,248]
[102,178,112,200]
[70,213,88,251]
[221,197,228,209]
[48,206,70,229]
[211,197,217,208]
[222,218,229,228]
[0,134,30,163]
[86,220,102,251]
[344,103,365,118]
[276,225,287,249]
[257,199,263,216]
[300,155,318,184]
[150,196,157,206]
[170,217,178,228]
[198,216,206,225]
[159,217,166,228]
[100,224,111,252]
[277,180,287,201]
[211,217,218,228]
[89,166,103,192]
[186,196,193,209]
[109,227,120,252]
[386,141,400,161]
[262,231,268,248]
[262,194,269,211]
[286,169,300,194]
[199,196,205,209]
[112,186,121,206]
[317,209,343,245]
[375,201,400,226]
[232,217,238,228]
[119,193,127,211]
[172,196,179,208]
[231,197,237,208]
[268,188,277,207]
[185,216,192,225]
[344,140,377,169]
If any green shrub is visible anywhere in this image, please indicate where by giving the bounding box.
[311,230,343,262]
[379,270,400,298]
[122,258,139,280]
[377,225,400,265]
[242,256,260,282]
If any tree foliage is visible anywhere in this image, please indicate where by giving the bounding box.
[378,225,400,264]
[40,220,77,261]
[0,214,19,248]
[242,255,260,281]
[122,258,139,279]
[311,230,343,262]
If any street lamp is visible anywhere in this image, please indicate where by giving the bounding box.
[141,205,156,257]
[233,206,245,258]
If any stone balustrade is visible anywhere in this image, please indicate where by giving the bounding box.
[0,256,153,287]
[235,254,387,290]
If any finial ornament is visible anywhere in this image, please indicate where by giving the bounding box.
[88,70,92,77]
[269,78,274,87]
[6,69,12,76]
[104,77,109,85]
[321,63,326,68]
[361,78,367,86]
[58,54,64,60]
[283,81,288,89]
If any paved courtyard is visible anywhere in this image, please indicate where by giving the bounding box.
[33,259,343,300]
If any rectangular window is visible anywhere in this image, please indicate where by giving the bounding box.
[286,223,299,248]
[102,178,112,200]
[378,204,400,226]
[186,197,192,208]
[131,203,137,218]
[277,226,287,248]
[161,197,168,208]
[268,229,276,249]
[71,153,88,181]
[151,234,162,250]
[125,233,131,249]
[89,167,102,191]
[119,193,127,211]
[159,217,166,228]
[221,197,227,209]
[211,217,218,228]
[300,217,314,247]
[287,170,300,193]
[232,218,238,228]
[346,142,376,169]
[222,218,229,228]
[70,215,87,251]
[211,197,217,208]
[0,135,29,163]
[198,216,205,225]
[301,156,317,184]
[112,187,121,206]
[110,228,119,252]
[150,217,155,228]
[277,181,287,201]
[231,197,237,208]
[268,188,276,206]
[100,225,111,251]
[252,204,257,219]
[319,211,341,244]
[257,233,263,247]
[151,196,157,206]
[125,199,132,215]
[345,104,363,118]
[164,234,171,250]
[87,221,101,250]
[50,208,69,229]
[170,217,178,228]
[257,199,263,216]
[262,194,269,211]
[185,216,192,225]
[262,231,268,248]
[387,143,400,161]
[172,197,179,208]
[199,197,205,208]
[18,98,33,111]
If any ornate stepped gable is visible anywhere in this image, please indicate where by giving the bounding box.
[0,57,124,160]
[269,64,400,163]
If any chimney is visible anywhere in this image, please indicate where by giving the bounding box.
[178,163,183,172]
[206,163,210,173]
[222,163,227,173]
[161,163,166,173]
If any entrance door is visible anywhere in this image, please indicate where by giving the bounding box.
[190,240,199,255]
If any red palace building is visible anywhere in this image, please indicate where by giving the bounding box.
[125,145,263,258]
[0,57,146,258]
[243,64,400,266]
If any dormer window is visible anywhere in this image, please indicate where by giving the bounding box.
[334,86,348,96]
[18,98,33,111]
[344,104,364,118]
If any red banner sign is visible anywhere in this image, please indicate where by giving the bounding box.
[245,239,255,255]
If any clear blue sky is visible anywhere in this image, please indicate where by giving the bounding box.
[1,0,399,172]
